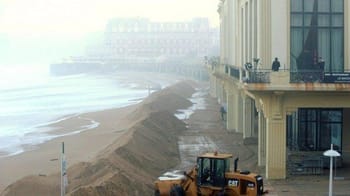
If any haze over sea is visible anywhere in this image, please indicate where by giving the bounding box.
[0,64,169,157]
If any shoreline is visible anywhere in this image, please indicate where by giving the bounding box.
[0,78,197,195]
[0,107,126,158]
[0,114,99,158]
[0,71,184,159]
[0,103,139,192]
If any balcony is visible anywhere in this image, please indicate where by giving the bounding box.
[213,65,350,92]
[225,65,274,83]
[290,70,324,83]
[244,69,271,83]
[242,69,350,84]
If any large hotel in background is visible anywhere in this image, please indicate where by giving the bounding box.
[209,0,350,179]
[51,18,219,77]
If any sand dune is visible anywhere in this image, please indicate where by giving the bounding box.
[1,80,197,196]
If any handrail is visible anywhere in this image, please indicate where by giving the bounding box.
[212,63,350,84]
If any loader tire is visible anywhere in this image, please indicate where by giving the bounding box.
[170,184,185,196]
[154,189,160,196]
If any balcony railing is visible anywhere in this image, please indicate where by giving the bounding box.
[224,64,271,83]
[245,69,271,83]
[216,63,350,84]
[229,66,240,79]
[290,70,350,83]
[290,70,323,83]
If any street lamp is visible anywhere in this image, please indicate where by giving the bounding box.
[323,144,341,196]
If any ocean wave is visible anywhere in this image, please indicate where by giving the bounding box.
[0,116,100,158]
[0,73,148,157]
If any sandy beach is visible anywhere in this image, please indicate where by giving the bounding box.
[3,76,350,195]
[0,79,196,195]
[0,103,138,192]
[0,71,185,191]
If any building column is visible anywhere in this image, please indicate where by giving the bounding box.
[345,0,350,70]
[222,86,227,104]
[266,117,286,179]
[216,80,224,103]
[243,97,253,138]
[237,94,244,133]
[232,92,239,132]
[209,75,217,97]
[258,110,266,166]
[227,92,235,131]
[265,92,286,179]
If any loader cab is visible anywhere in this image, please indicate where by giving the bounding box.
[197,152,231,188]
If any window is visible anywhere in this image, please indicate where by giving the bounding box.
[288,108,343,152]
[197,158,229,187]
[298,109,318,150]
[212,159,226,186]
[290,0,344,72]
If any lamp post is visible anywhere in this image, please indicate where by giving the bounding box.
[323,144,341,196]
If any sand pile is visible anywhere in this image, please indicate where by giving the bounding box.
[1,80,196,196]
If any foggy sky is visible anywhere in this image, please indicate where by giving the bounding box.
[0,0,219,66]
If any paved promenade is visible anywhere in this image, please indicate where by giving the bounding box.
[176,90,350,195]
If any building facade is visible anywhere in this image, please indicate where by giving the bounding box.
[51,18,219,77]
[210,0,350,179]
[102,18,219,69]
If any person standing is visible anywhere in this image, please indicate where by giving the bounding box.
[318,57,325,71]
[272,57,281,71]
[220,106,226,120]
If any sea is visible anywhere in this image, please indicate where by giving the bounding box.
[0,64,175,157]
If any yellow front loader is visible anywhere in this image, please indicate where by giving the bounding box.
[154,152,264,196]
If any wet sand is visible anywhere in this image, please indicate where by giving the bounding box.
[0,72,187,193]
[0,79,196,196]
[0,104,138,192]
